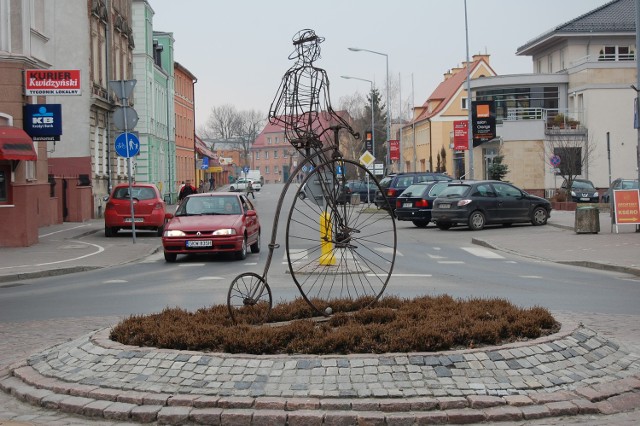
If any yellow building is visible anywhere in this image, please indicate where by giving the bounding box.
[401,55,496,178]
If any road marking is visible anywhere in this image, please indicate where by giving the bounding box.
[178,263,206,267]
[427,254,446,259]
[519,275,543,279]
[504,260,517,264]
[39,224,89,238]
[244,262,258,265]
[0,241,105,271]
[366,273,432,277]
[462,247,504,259]
[438,261,465,264]
[196,276,225,280]
[104,279,127,283]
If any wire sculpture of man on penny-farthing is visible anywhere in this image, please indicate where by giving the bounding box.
[226,29,396,324]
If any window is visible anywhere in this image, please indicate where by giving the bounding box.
[265,166,269,174]
[265,151,269,159]
[547,54,552,73]
[274,165,279,174]
[536,59,542,74]
[274,150,278,158]
[598,46,634,61]
[255,151,260,160]
[461,97,468,109]
[554,147,582,176]
[275,137,279,144]
[267,137,271,145]
[0,167,9,203]
[559,48,565,70]
[283,150,289,158]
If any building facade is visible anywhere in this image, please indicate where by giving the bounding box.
[131,1,176,202]
[174,61,196,192]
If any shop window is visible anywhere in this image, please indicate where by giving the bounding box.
[0,167,9,203]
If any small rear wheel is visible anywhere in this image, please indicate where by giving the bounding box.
[468,211,486,231]
[227,272,272,324]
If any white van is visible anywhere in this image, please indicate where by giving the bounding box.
[245,170,264,186]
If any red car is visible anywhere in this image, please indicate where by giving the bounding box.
[104,183,166,237]
[162,192,261,262]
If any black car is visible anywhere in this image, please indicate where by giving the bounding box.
[374,175,395,209]
[375,172,452,212]
[394,181,451,227]
[559,178,599,203]
[432,180,552,231]
[345,179,378,203]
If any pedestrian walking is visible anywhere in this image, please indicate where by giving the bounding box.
[178,179,196,201]
[246,180,255,199]
[198,179,205,193]
[209,176,215,191]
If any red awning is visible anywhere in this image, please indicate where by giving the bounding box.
[0,126,38,161]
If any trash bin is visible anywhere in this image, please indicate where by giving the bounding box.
[574,206,600,234]
[350,193,360,205]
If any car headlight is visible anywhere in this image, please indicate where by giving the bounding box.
[570,191,577,196]
[212,229,237,236]
[594,191,599,196]
[164,230,186,237]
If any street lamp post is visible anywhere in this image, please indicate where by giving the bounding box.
[342,75,375,203]
[349,47,390,174]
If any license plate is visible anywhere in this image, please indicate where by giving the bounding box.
[580,197,590,201]
[403,203,412,208]
[186,240,213,248]
[124,218,144,223]
[439,203,451,209]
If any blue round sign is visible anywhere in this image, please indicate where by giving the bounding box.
[115,132,140,158]
[550,155,561,167]
[243,166,250,174]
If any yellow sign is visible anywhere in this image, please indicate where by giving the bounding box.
[208,166,223,172]
[359,151,375,167]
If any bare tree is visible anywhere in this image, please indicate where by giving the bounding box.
[545,132,596,197]
[203,104,243,140]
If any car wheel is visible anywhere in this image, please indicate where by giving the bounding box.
[531,206,548,226]
[250,232,261,253]
[437,223,452,230]
[105,226,116,237]
[468,211,486,231]
[236,236,247,260]
[229,186,235,191]
[156,223,165,237]
[412,220,429,228]
[164,251,177,262]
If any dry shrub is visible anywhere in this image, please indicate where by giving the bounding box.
[109,295,558,355]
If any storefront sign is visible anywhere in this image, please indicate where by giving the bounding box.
[453,120,468,150]
[389,140,400,160]
[25,69,81,95]
[23,104,62,141]
[613,189,640,225]
[472,101,496,147]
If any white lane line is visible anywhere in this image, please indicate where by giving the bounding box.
[366,273,432,277]
[427,254,446,259]
[196,276,225,280]
[244,262,258,265]
[178,263,206,267]
[0,241,105,271]
[104,279,128,283]
[520,275,543,279]
[438,261,465,264]
[462,247,504,259]
[39,224,89,238]
[504,260,517,264]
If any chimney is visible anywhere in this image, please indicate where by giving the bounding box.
[472,54,490,64]
[443,69,453,80]
[450,66,463,75]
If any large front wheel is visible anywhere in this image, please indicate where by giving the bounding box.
[227,272,272,324]
[285,159,396,315]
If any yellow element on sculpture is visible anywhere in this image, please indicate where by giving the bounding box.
[319,211,336,265]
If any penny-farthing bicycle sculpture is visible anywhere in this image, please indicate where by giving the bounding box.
[227,29,397,324]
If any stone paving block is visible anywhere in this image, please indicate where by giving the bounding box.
[503,394,533,406]
[356,411,386,426]
[102,401,136,421]
[254,396,286,410]
[285,397,320,410]
[157,405,192,425]
[605,391,640,413]
[319,398,351,410]
[570,398,600,414]
[286,409,323,426]
[219,408,255,425]
[142,392,170,405]
[410,397,438,411]
[189,407,224,425]
[445,408,486,424]
[322,410,358,426]
[351,399,380,411]
[68,383,98,398]
[193,395,220,408]
[546,400,579,416]
[217,396,255,409]
[378,399,413,412]
[467,394,505,408]
[528,390,573,404]
[384,412,415,425]
[483,405,523,422]
[250,409,287,426]
[58,395,94,415]
[130,404,162,423]
[436,396,467,409]
[167,393,200,406]
[521,404,551,419]
[116,389,146,404]
[87,387,120,401]
[82,399,113,417]
[40,392,67,409]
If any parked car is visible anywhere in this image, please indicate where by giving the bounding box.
[432,180,552,231]
[345,179,378,203]
[374,175,395,209]
[394,181,451,227]
[229,177,261,192]
[298,180,351,204]
[104,183,166,237]
[162,192,260,262]
[559,178,599,203]
[601,178,639,203]
[375,172,452,212]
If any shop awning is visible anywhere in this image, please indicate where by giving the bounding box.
[195,136,220,166]
[0,126,38,161]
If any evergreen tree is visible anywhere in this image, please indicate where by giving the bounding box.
[488,153,509,181]
[363,88,387,162]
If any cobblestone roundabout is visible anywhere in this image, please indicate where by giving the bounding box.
[1,324,639,424]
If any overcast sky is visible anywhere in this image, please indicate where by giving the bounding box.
[149,0,608,126]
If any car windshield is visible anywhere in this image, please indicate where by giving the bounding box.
[428,182,450,197]
[622,180,639,189]
[439,185,470,197]
[378,177,393,188]
[112,186,156,200]
[572,181,596,190]
[177,196,241,216]
[399,184,428,197]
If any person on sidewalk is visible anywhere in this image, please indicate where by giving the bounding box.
[246,180,255,199]
[209,176,215,191]
[178,180,196,201]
